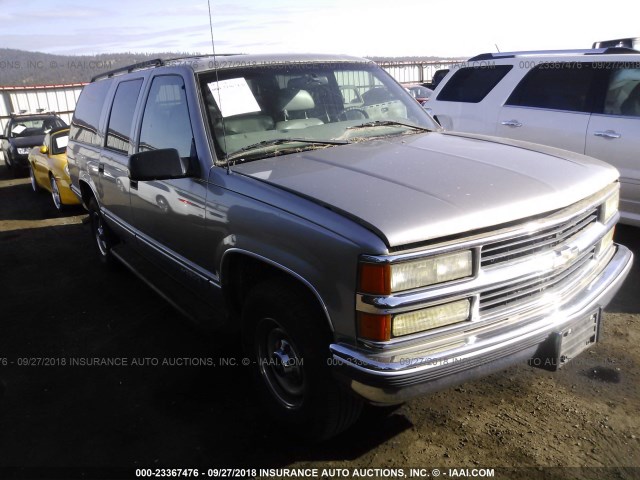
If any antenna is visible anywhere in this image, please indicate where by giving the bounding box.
[495,44,501,53]
[207,0,230,172]
[207,0,216,56]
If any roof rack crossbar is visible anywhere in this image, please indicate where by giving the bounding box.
[90,58,164,82]
[467,47,639,62]
[588,47,639,55]
[163,53,245,64]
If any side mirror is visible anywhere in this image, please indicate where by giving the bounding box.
[40,145,48,154]
[129,148,190,181]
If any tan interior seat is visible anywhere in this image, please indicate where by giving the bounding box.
[275,89,324,130]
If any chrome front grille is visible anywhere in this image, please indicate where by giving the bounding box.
[481,207,599,268]
[479,248,596,315]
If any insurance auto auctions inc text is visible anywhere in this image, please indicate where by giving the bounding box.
[252,468,495,478]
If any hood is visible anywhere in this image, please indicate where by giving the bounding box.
[233,132,618,248]
[11,135,46,149]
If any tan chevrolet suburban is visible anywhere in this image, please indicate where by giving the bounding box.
[67,54,632,439]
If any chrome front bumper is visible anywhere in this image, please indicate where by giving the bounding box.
[330,244,633,404]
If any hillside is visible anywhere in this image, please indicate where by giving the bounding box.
[0,49,193,86]
[0,49,465,87]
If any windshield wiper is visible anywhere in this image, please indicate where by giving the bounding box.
[226,138,349,163]
[346,120,433,132]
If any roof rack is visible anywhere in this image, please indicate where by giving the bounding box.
[163,53,244,65]
[593,37,640,49]
[89,54,246,82]
[468,47,639,61]
[90,58,164,83]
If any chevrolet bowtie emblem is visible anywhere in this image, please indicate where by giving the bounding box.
[554,245,581,268]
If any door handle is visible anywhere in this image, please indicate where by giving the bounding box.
[501,120,522,128]
[98,163,104,173]
[593,130,621,139]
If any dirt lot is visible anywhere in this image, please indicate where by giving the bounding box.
[0,161,639,480]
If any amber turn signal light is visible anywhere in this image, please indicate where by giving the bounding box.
[358,312,392,342]
[358,262,391,295]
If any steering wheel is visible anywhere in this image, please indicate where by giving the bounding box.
[339,107,369,121]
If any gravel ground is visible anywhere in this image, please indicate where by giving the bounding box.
[0,161,638,480]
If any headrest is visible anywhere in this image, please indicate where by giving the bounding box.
[279,89,315,111]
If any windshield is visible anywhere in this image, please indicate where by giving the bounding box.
[10,116,65,138]
[199,61,440,163]
[51,130,69,155]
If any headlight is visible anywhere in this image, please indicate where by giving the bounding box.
[17,147,30,155]
[392,299,471,337]
[391,251,473,291]
[602,190,619,224]
[359,250,473,294]
[599,228,615,255]
[357,298,471,341]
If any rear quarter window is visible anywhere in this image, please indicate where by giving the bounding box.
[105,78,144,154]
[601,65,640,117]
[506,63,597,113]
[436,65,512,103]
[70,80,113,146]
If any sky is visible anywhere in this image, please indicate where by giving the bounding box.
[0,0,638,58]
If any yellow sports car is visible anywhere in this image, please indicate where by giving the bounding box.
[28,126,80,210]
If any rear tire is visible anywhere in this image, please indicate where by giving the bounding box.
[242,280,362,441]
[88,197,118,265]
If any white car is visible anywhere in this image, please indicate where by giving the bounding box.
[427,48,640,227]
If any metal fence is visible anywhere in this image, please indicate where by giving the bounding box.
[0,84,84,133]
[378,59,459,85]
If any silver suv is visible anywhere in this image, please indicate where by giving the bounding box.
[67,54,632,440]
[426,48,640,227]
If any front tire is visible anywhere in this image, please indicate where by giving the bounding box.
[5,152,18,177]
[88,197,118,265]
[50,176,63,210]
[242,280,362,441]
[29,166,40,192]
[5,151,13,170]
[156,195,170,214]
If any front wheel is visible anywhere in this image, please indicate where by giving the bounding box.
[88,197,118,265]
[29,166,40,192]
[5,152,18,177]
[5,152,13,170]
[156,195,170,214]
[243,280,362,441]
[50,176,63,211]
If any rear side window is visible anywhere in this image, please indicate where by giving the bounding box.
[70,80,112,146]
[105,78,144,154]
[436,65,512,103]
[506,63,597,113]
[602,66,640,117]
[138,75,194,158]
